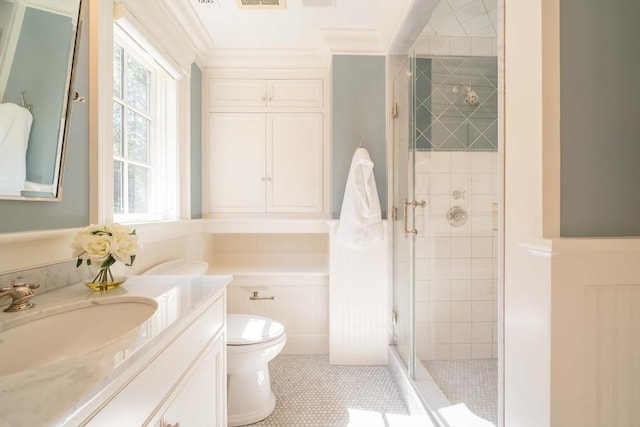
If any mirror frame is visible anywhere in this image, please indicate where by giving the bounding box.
[0,0,85,201]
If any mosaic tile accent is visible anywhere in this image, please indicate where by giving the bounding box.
[246,355,410,427]
[422,358,498,425]
[414,57,497,152]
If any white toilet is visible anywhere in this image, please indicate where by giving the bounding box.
[226,313,286,426]
[142,260,286,426]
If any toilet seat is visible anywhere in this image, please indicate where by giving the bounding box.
[227,314,285,346]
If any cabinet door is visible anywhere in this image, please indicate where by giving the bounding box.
[161,338,226,427]
[209,79,266,107]
[267,113,323,213]
[208,113,266,212]
[267,79,323,108]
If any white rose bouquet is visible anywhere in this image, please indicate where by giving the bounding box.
[71,223,138,287]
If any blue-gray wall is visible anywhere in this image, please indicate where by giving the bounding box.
[560,0,640,237]
[0,4,89,233]
[331,55,387,219]
[190,63,203,219]
[3,7,75,185]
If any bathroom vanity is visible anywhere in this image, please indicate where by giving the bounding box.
[0,274,230,426]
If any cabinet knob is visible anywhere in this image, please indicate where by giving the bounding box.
[261,95,266,102]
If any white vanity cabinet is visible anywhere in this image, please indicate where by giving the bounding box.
[158,338,226,427]
[208,112,323,213]
[82,294,226,427]
[209,79,323,108]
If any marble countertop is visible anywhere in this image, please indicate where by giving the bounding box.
[0,274,231,427]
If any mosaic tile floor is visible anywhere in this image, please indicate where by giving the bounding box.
[245,354,412,427]
[422,358,498,425]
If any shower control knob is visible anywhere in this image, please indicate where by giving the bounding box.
[447,206,468,227]
[452,190,466,199]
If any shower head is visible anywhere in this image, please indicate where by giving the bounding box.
[452,83,479,106]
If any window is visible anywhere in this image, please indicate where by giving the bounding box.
[112,27,177,223]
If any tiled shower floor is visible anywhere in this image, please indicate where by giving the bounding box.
[245,354,425,427]
[422,358,498,425]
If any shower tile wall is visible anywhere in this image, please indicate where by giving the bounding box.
[411,51,498,361]
[415,57,497,152]
[414,151,498,361]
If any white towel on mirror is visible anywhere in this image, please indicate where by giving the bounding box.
[0,103,33,195]
[336,147,383,249]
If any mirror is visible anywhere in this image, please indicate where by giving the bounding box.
[0,0,84,200]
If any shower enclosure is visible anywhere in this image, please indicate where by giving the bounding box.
[392,50,501,426]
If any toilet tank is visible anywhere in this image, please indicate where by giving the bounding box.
[142,260,209,275]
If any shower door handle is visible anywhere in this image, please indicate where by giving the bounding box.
[404,199,426,236]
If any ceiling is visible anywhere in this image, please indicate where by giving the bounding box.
[161,0,496,67]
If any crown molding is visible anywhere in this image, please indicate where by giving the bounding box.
[202,48,330,69]
[116,0,196,77]
[160,0,215,54]
[321,29,385,53]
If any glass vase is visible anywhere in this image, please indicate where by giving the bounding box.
[83,265,129,291]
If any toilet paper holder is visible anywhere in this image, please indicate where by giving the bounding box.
[249,291,275,301]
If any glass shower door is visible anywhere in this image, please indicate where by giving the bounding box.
[392,56,417,376]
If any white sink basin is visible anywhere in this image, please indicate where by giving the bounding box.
[0,296,157,376]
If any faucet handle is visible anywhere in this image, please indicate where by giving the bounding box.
[0,283,40,312]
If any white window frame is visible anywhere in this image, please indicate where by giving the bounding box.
[111,25,178,224]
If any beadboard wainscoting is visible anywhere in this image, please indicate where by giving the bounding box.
[226,283,329,355]
[0,221,209,292]
[209,233,330,355]
[328,221,389,365]
[550,239,640,427]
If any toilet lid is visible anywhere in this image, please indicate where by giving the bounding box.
[227,314,285,346]
[142,260,209,275]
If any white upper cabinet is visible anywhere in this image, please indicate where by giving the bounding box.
[267,113,323,212]
[206,72,328,220]
[267,80,323,108]
[208,112,323,214]
[209,79,323,109]
[208,113,267,213]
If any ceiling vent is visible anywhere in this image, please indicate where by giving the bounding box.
[236,0,286,9]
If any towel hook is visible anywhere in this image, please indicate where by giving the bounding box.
[21,91,33,113]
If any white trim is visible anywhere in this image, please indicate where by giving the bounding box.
[518,238,553,257]
[0,220,207,274]
[321,29,385,54]
[541,0,561,237]
[114,1,195,79]
[202,48,329,70]
[159,0,214,54]
[177,76,192,221]
[205,218,329,234]
[90,0,114,224]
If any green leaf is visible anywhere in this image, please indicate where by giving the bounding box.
[101,256,116,269]
[76,258,82,268]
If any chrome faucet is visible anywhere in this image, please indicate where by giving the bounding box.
[0,283,40,312]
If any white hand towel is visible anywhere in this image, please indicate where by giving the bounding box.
[0,103,33,195]
[336,147,383,249]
